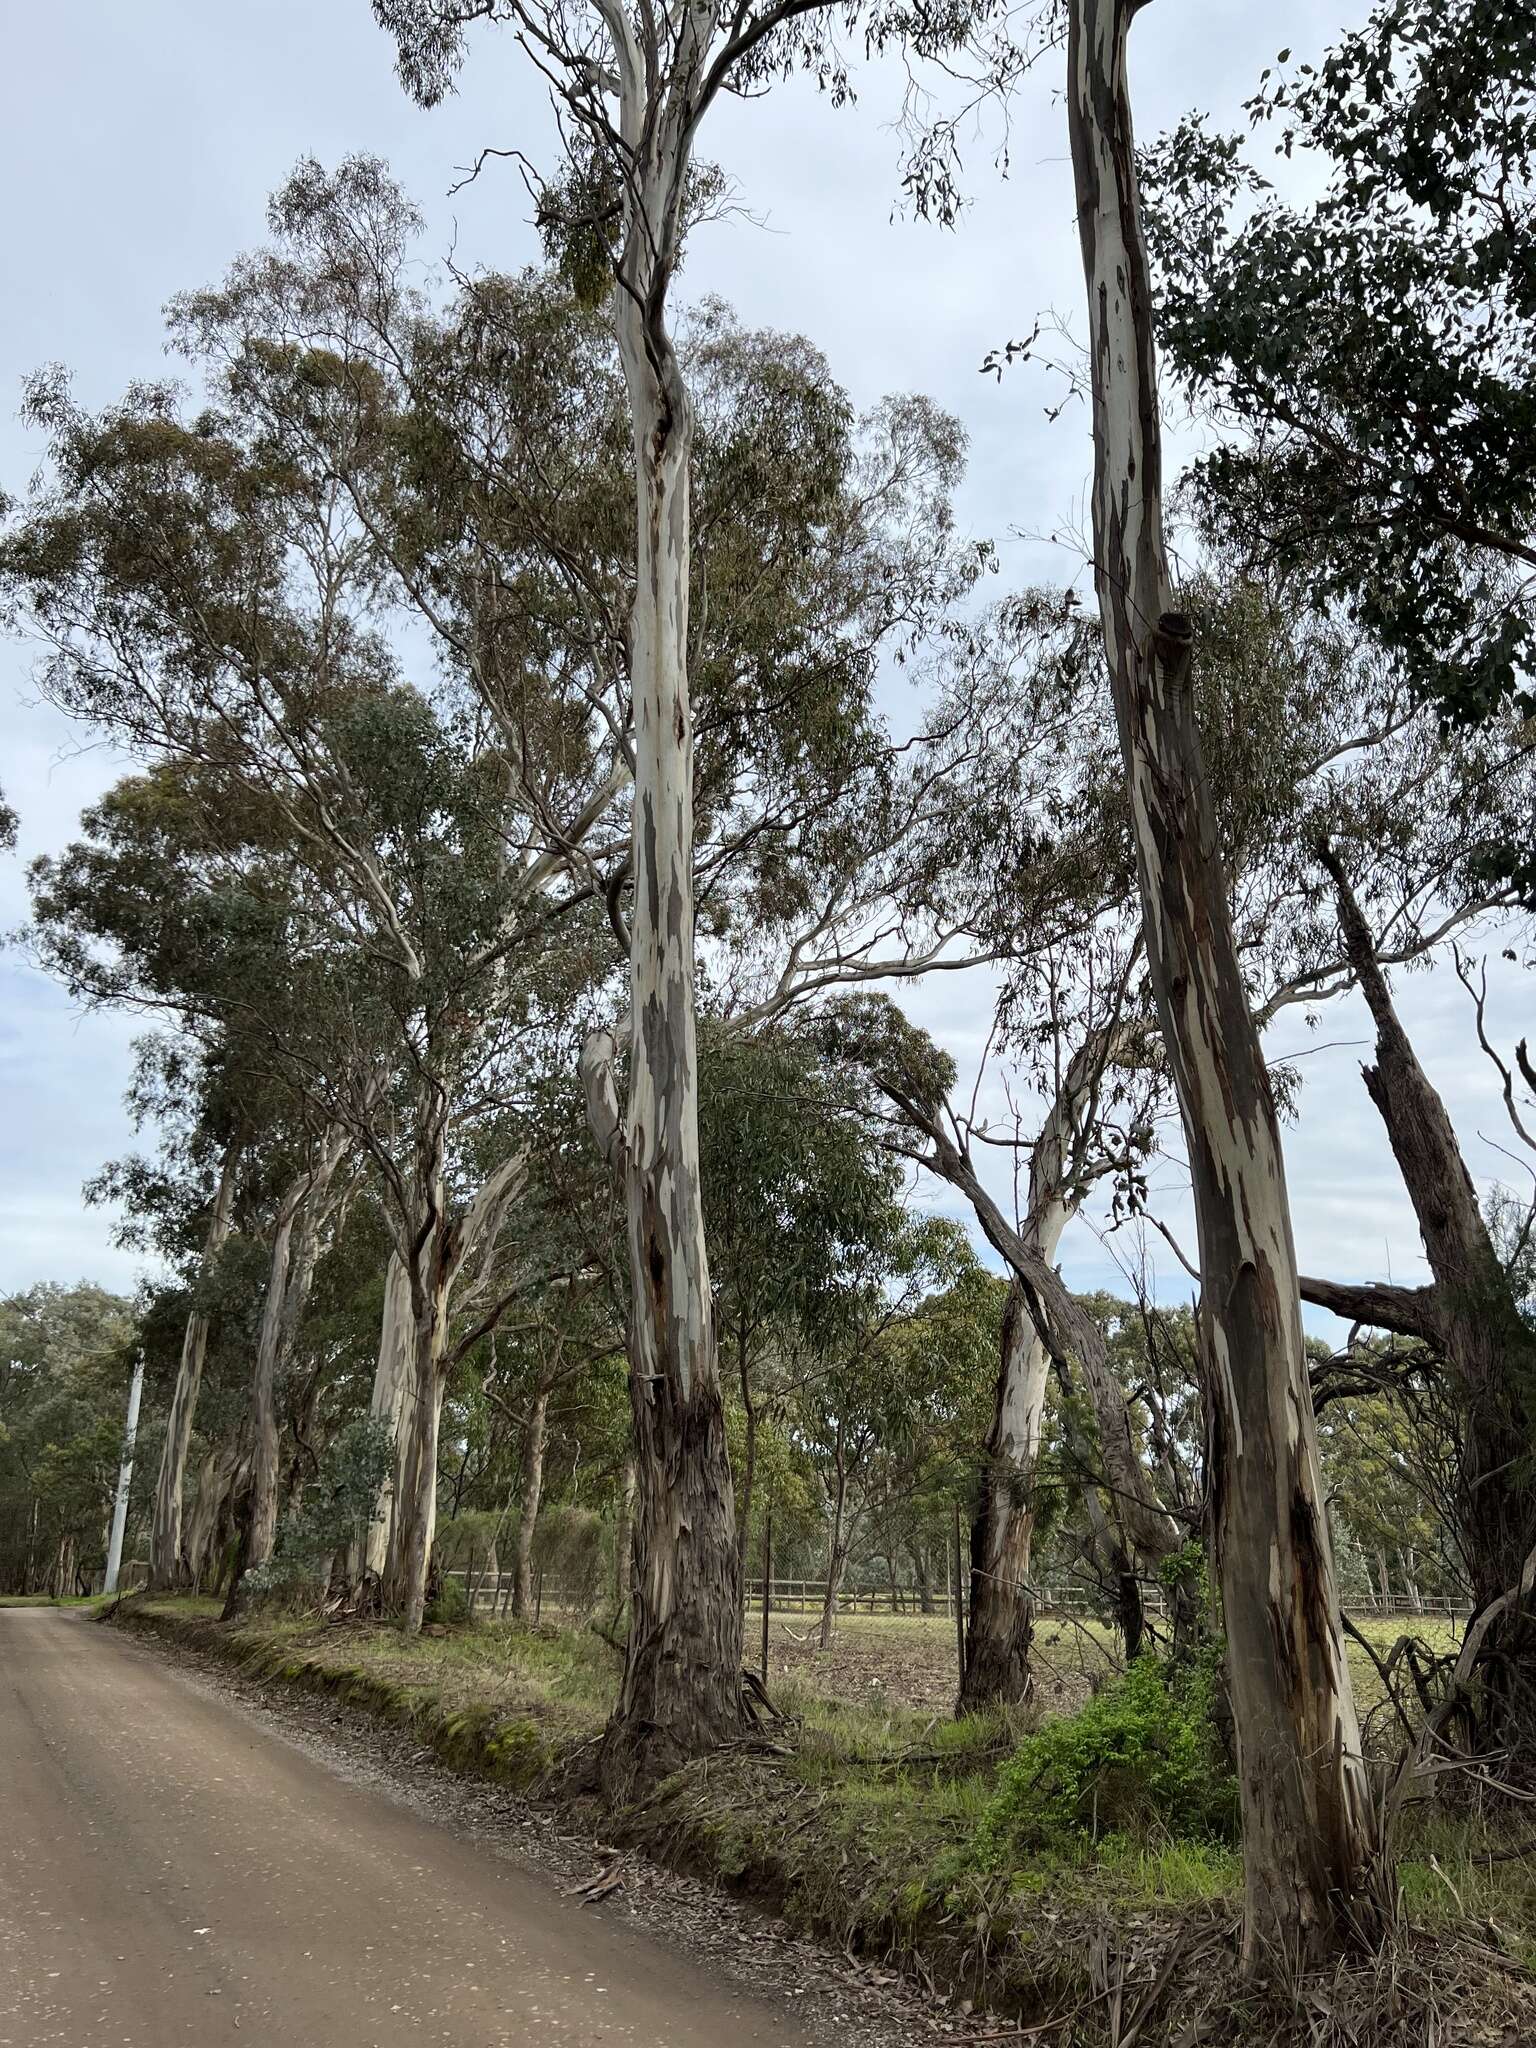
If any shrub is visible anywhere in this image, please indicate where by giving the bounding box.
[243,1416,395,1608]
[974,1654,1237,1865]
[424,1574,469,1626]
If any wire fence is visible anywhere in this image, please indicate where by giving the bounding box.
[450,1571,1470,1625]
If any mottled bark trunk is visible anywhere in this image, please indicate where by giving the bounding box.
[225,1133,347,1616]
[959,1043,1096,1711]
[961,1281,1051,1711]
[1066,0,1376,1961]
[910,1543,935,1614]
[385,1277,451,1637]
[581,234,741,1787]
[360,1253,413,1583]
[382,1131,528,1634]
[148,1139,237,1592]
[187,1439,246,1594]
[902,1110,1182,1604]
[224,1198,300,1615]
[511,1386,548,1621]
[1320,846,1536,1745]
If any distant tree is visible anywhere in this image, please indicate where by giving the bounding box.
[0,1284,140,1595]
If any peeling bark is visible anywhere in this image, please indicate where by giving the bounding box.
[384,1117,530,1635]
[1065,0,1377,1961]
[578,17,743,1787]
[361,1253,414,1583]
[148,1139,238,1592]
[887,1090,1183,1602]
[961,1282,1051,1710]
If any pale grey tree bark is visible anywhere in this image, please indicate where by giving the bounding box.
[148,1138,239,1592]
[1065,0,1377,1961]
[574,0,744,1787]
[359,1252,414,1583]
[383,1120,529,1635]
[511,1385,549,1621]
[226,1126,350,1613]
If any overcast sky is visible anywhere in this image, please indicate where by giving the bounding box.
[1,2,1529,1324]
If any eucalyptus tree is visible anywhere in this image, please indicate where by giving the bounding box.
[696,1022,956,1594]
[2,379,609,1632]
[74,1035,249,1593]
[788,1219,983,1647]
[1062,0,1383,1958]
[0,1285,140,1595]
[1143,0,1536,883]
[1295,852,1536,1754]
[371,0,1008,1775]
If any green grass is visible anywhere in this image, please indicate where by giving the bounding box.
[0,1592,113,1608]
[114,1595,1536,2016]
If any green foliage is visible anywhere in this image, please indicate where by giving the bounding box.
[245,1416,394,1603]
[424,1575,470,1626]
[974,1655,1238,1863]
[529,1506,607,1616]
[1143,0,1536,857]
[0,1284,141,1592]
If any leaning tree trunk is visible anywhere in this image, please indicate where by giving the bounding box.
[511,1384,549,1621]
[580,229,742,1788]
[1316,846,1536,1748]
[1066,0,1377,1962]
[899,1102,1185,1614]
[958,1040,1097,1712]
[148,1138,238,1591]
[961,1282,1052,1711]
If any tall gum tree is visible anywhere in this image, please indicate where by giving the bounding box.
[1064,0,1377,1961]
[149,1134,240,1590]
[373,0,999,1779]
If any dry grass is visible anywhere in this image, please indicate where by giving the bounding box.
[117,1595,1536,2046]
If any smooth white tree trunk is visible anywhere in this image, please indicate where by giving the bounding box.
[361,1253,414,1581]
[511,1385,549,1620]
[148,1140,238,1591]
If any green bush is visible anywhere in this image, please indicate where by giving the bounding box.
[974,1654,1237,1864]
[244,1416,396,1607]
[424,1574,469,1626]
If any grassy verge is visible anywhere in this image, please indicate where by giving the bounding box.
[111,1596,1536,2046]
[0,1592,114,1608]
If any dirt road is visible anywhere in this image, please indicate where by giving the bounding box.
[0,1607,820,2047]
